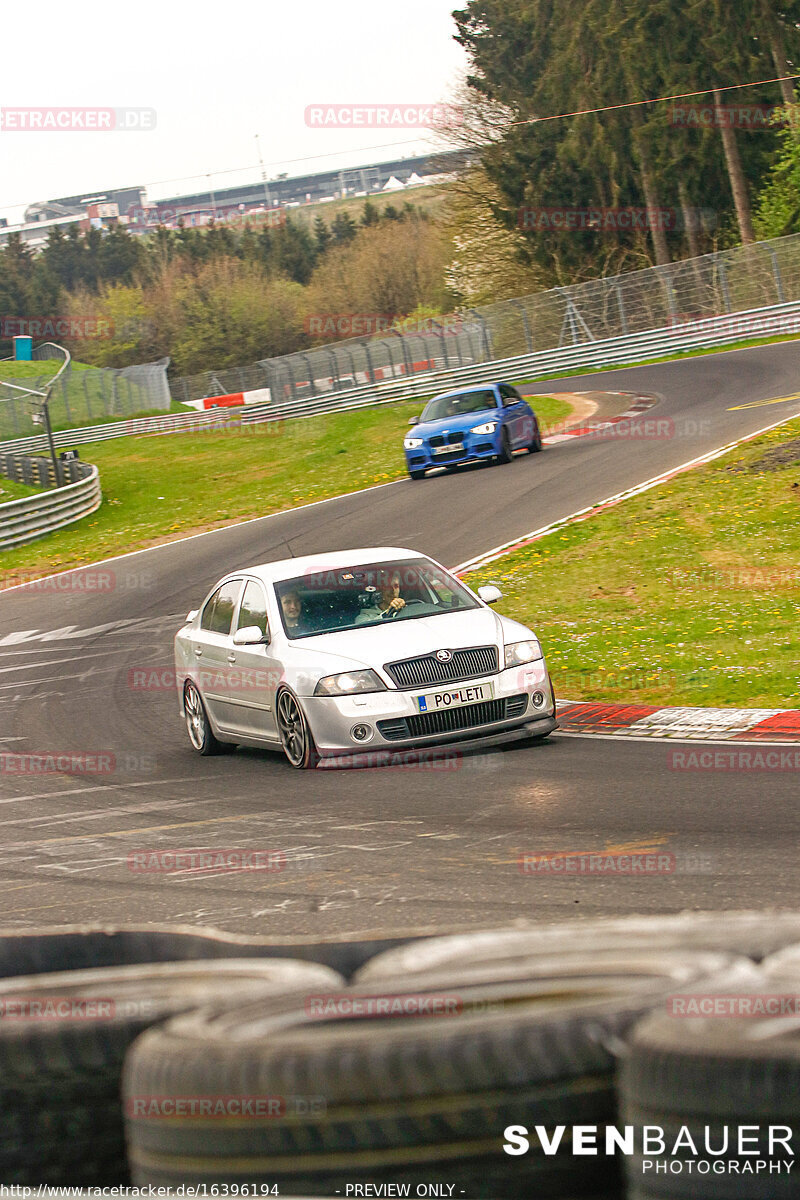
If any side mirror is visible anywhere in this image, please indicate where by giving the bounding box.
[233,625,268,646]
[477,584,502,605]
[408,416,419,426]
[185,610,198,624]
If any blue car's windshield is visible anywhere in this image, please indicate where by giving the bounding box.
[274,558,480,638]
[422,390,498,422]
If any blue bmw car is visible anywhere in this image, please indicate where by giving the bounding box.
[403,383,543,480]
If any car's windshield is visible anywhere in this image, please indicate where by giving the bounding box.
[422,389,498,422]
[274,558,480,638]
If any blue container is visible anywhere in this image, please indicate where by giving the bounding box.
[13,335,32,361]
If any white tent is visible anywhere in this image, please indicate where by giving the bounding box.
[382,175,405,191]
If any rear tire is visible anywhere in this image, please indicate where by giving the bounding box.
[528,421,543,452]
[183,681,228,756]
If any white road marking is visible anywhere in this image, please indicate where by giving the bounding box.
[0,776,199,806]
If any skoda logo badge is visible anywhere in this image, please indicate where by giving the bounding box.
[436,649,453,662]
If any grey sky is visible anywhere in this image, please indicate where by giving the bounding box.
[0,0,469,223]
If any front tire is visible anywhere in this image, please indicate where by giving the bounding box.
[409,469,426,480]
[276,688,319,769]
[183,681,229,756]
[495,427,514,465]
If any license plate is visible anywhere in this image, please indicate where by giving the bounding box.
[433,443,463,455]
[416,682,494,712]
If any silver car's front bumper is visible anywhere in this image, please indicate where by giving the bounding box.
[301,661,556,756]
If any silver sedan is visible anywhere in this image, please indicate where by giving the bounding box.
[174,547,557,768]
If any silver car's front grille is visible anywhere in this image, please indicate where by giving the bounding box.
[378,693,528,741]
[384,646,499,690]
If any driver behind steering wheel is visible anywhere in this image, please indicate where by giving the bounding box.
[356,572,407,622]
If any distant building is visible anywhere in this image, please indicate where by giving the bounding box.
[1,151,471,249]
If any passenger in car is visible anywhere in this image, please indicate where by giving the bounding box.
[280,590,308,635]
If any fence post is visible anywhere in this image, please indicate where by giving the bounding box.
[715,254,733,312]
[510,300,534,352]
[765,245,787,304]
[299,353,318,397]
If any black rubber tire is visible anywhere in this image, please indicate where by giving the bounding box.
[408,469,426,480]
[123,950,751,1196]
[353,911,800,985]
[276,687,320,768]
[0,958,341,1185]
[529,420,543,452]
[183,680,229,756]
[619,993,800,1198]
[495,426,514,464]
[0,922,424,989]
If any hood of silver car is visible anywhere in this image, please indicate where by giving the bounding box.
[290,607,528,677]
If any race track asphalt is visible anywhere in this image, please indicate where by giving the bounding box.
[1,341,799,937]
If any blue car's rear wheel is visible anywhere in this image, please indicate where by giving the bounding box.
[528,421,543,452]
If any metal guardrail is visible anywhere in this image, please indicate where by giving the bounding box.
[0,299,798,456]
[0,457,102,549]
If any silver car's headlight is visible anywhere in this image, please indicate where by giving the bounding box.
[404,437,424,449]
[470,421,497,435]
[314,669,387,697]
[504,640,543,668]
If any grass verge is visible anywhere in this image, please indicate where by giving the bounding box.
[0,393,572,587]
[0,476,43,502]
[465,417,800,709]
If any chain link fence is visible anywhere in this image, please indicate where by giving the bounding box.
[170,234,800,406]
[0,358,171,441]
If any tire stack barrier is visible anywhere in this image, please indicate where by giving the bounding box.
[1,913,799,1196]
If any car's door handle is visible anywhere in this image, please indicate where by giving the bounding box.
[194,646,203,656]
[227,653,236,664]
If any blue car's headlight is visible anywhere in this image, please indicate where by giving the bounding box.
[470,421,498,435]
[404,437,424,449]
